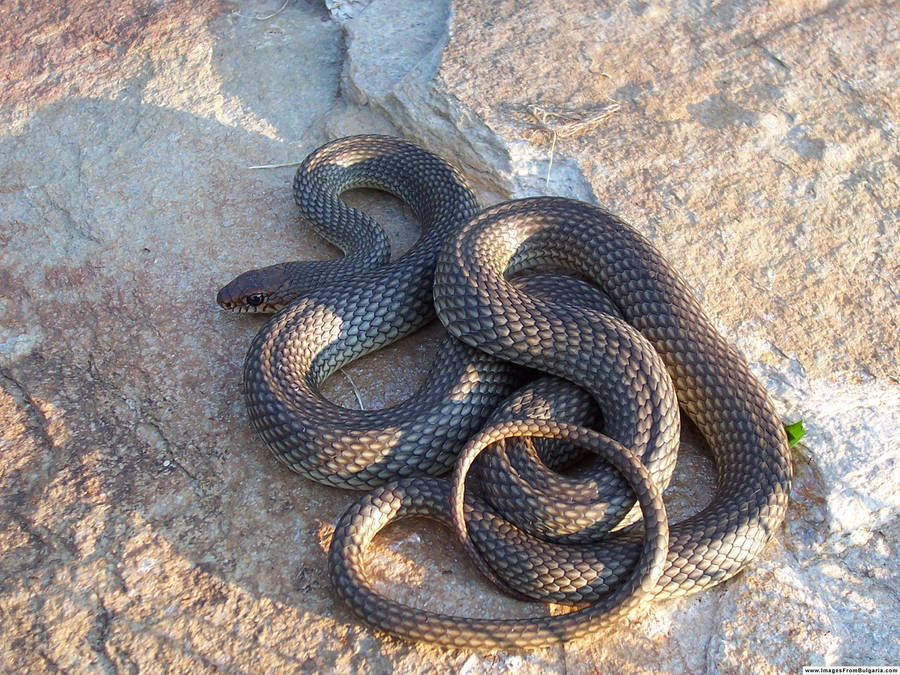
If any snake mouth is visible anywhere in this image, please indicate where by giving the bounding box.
[216,301,272,314]
[234,305,277,314]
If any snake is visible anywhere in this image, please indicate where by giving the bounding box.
[218,135,793,649]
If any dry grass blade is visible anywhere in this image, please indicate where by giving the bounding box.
[247,161,302,170]
[338,367,365,410]
[525,102,621,188]
[526,102,621,139]
[255,0,289,21]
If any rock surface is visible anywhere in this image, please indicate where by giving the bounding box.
[1,0,897,672]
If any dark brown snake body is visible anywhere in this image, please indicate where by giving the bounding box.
[218,135,792,649]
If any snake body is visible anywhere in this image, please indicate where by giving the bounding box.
[437,198,793,605]
[219,136,522,488]
[218,135,793,648]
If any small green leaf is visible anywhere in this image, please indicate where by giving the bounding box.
[784,420,806,447]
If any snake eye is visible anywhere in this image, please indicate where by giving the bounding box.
[247,293,265,307]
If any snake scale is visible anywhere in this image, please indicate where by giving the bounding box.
[217,135,792,649]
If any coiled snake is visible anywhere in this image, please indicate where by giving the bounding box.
[218,135,792,649]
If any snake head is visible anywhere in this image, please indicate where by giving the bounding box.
[216,264,296,313]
